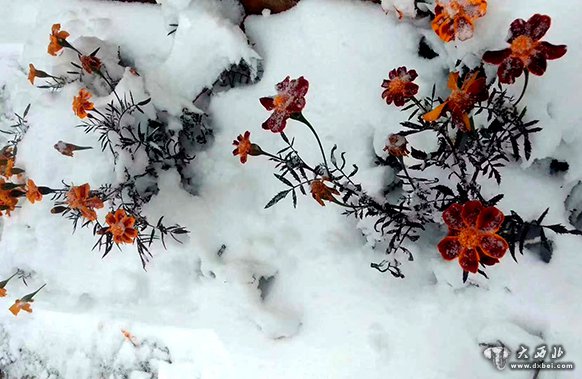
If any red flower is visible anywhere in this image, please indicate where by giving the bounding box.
[232,131,262,164]
[384,133,410,157]
[80,55,103,74]
[259,76,309,133]
[381,67,419,107]
[432,0,487,42]
[437,200,508,273]
[483,14,567,84]
[423,71,487,132]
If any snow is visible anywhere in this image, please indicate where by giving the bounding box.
[1,0,582,378]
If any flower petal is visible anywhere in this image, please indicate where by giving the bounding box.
[461,200,483,227]
[454,14,475,41]
[479,234,508,259]
[478,249,499,266]
[476,207,505,232]
[483,49,512,64]
[527,52,547,76]
[262,111,289,133]
[541,42,567,60]
[423,102,448,122]
[459,247,479,273]
[507,18,527,43]
[526,14,551,41]
[497,56,524,84]
[259,97,276,111]
[438,236,463,260]
[443,203,464,230]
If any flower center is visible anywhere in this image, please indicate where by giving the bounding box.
[458,227,480,249]
[511,35,537,60]
[389,78,406,93]
[238,139,251,155]
[110,221,126,236]
[273,94,289,109]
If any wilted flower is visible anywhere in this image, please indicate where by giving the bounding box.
[384,133,410,157]
[232,131,262,164]
[66,183,104,221]
[2,159,14,178]
[423,71,487,132]
[259,76,309,133]
[483,14,567,84]
[54,141,93,157]
[105,209,138,244]
[310,179,339,206]
[48,23,70,56]
[80,55,103,74]
[0,179,20,216]
[26,179,42,204]
[28,64,49,85]
[432,0,487,42]
[381,67,419,106]
[9,284,46,316]
[438,200,508,273]
[73,89,95,119]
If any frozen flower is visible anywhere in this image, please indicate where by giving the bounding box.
[438,200,508,273]
[381,67,419,106]
[26,179,42,204]
[432,0,487,42]
[483,14,567,84]
[54,141,93,157]
[2,159,14,178]
[232,131,262,164]
[28,64,49,85]
[48,23,69,56]
[105,209,138,244]
[423,71,487,132]
[259,76,309,133]
[73,89,95,119]
[384,133,410,157]
[310,179,339,206]
[0,179,19,216]
[66,183,104,221]
[9,284,46,316]
[80,55,103,74]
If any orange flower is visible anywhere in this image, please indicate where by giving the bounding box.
[2,159,14,178]
[422,71,487,132]
[9,300,32,316]
[0,288,6,297]
[384,134,410,157]
[28,64,49,85]
[232,131,262,164]
[105,209,138,244]
[432,0,487,42]
[438,200,508,273]
[0,178,19,216]
[73,89,95,119]
[310,179,339,207]
[381,67,419,107]
[80,55,102,74]
[66,183,104,221]
[48,23,70,56]
[26,179,42,204]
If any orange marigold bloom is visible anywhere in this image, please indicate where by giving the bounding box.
[73,89,95,119]
[438,200,508,273]
[232,131,262,164]
[26,179,43,204]
[0,288,6,297]
[66,183,104,221]
[381,67,419,107]
[384,133,410,157]
[0,179,19,216]
[48,23,70,56]
[483,14,567,84]
[105,209,138,244]
[310,179,339,207]
[9,299,32,316]
[2,159,14,178]
[80,55,103,74]
[423,71,487,132]
[432,0,487,42]
[28,64,49,85]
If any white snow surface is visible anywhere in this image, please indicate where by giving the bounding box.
[0,0,581,378]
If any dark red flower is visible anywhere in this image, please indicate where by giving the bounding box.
[259,76,309,133]
[384,133,410,157]
[483,14,567,84]
[381,67,419,107]
[437,200,508,273]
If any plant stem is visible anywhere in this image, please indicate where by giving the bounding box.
[398,157,416,190]
[291,113,331,177]
[514,71,529,106]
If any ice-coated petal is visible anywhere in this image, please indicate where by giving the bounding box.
[459,248,479,273]
[479,234,508,259]
[483,49,512,64]
[461,200,483,227]
[442,203,464,230]
[541,42,567,60]
[525,14,551,41]
[433,12,455,43]
[497,56,524,84]
[454,14,475,41]
[438,236,463,260]
[262,111,289,133]
[476,206,505,232]
[527,52,547,76]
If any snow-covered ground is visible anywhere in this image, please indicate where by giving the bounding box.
[1,0,581,377]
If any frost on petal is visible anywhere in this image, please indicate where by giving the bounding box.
[507,18,526,43]
[438,237,463,260]
[526,14,551,41]
[461,200,483,227]
[527,52,547,76]
[262,111,289,133]
[443,203,464,230]
[497,56,524,84]
[459,248,479,273]
[479,234,508,259]
[476,207,504,232]
[454,15,474,41]
[541,42,567,60]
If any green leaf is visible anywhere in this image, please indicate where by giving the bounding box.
[264,190,290,209]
